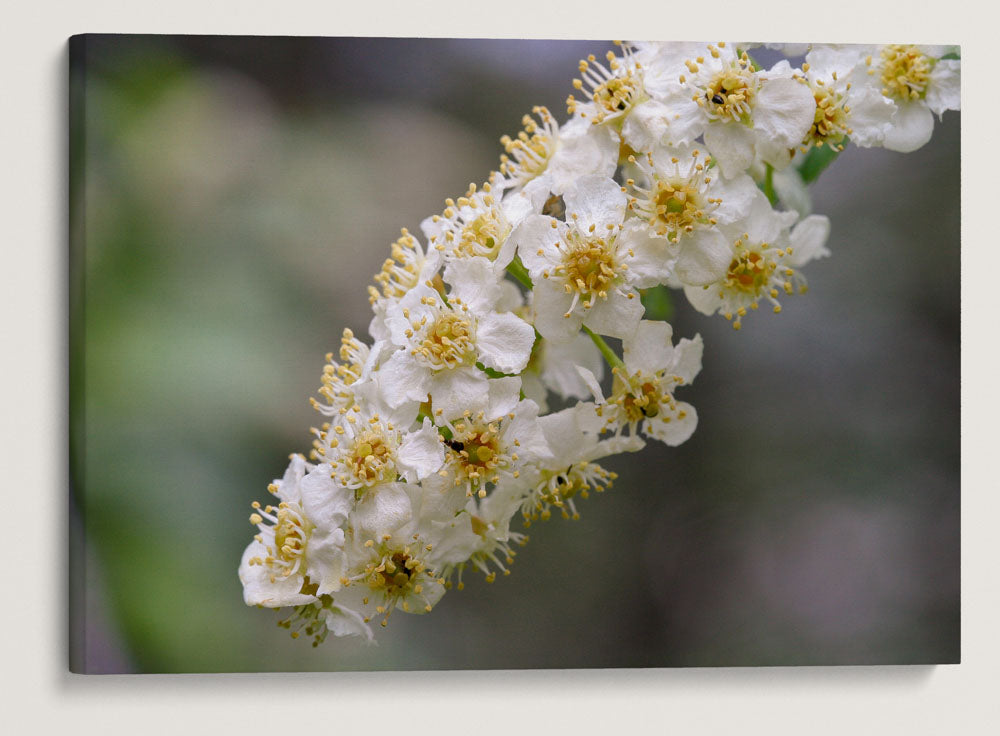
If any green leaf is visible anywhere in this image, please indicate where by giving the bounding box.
[476,362,514,379]
[505,255,533,289]
[640,285,675,323]
[798,140,846,184]
[762,163,778,205]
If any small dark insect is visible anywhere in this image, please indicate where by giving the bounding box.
[711,93,725,105]
[445,439,465,453]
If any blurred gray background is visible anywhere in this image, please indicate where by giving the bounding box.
[69,36,959,672]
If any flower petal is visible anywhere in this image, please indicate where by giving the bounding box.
[754,77,817,148]
[239,540,313,607]
[299,464,353,530]
[396,418,445,483]
[883,102,934,153]
[352,482,413,541]
[926,59,960,117]
[428,365,489,421]
[582,291,644,339]
[623,319,674,377]
[532,280,583,343]
[669,334,704,385]
[643,400,698,446]
[476,310,536,374]
[787,215,831,268]
[444,256,501,314]
[704,122,756,179]
[377,350,431,408]
[563,175,627,231]
[675,229,732,286]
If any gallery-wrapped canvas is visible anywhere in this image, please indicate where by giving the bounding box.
[69,35,960,672]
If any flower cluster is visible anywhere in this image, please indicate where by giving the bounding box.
[239,41,959,645]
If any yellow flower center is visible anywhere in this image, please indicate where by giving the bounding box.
[347,429,395,486]
[371,552,421,595]
[653,180,706,241]
[807,82,850,148]
[594,75,639,115]
[612,373,665,424]
[726,248,775,296]
[418,312,476,369]
[880,45,933,101]
[499,107,556,185]
[567,48,644,125]
[446,417,506,497]
[560,232,619,304]
[248,501,311,579]
[456,213,503,260]
[701,65,756,123]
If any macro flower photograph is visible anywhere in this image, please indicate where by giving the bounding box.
[69,35,960,673]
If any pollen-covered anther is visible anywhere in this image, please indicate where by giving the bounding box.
[879,45,933,101]
[559,230,620,309]
[524,460,617,524]
[416,311,476,369]
[500,106,558,185]
[338,427,396,487]
[805,80,850,149]
[250,500,311,579]
[569,46,644,123]
[371,230,428,302]
[314,329,371,416]
[628,151,717,241]
[725,248,776,298]
[695,53,758,123]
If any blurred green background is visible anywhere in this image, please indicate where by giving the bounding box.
[69,36,960,672]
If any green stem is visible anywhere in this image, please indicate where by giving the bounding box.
[582,326,625,371]
[797,141,844,184]
[505,255,533,289]
[763,163,777,206]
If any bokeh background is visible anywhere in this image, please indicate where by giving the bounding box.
[69,35,960,673]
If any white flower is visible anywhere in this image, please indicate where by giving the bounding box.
[313,405,444,490]
[796,45,896,151]
[499,107,619,198]
[658,43,816,178]
[626,143,759,285]
[309,328,378,417]
[520,331,605,413]
[367,229,443,342]
[513,174,671,342]
[521,403,644,523]
[579,320,703,446]
[566,43,646,129]
[377,257,535,420]
[684,189,830,329]
[238,454,352,605]
[421,175,531,270]
[429,376,551,498]
[334,534,448,628]
[864,45,960,153]
[565,42,700,156]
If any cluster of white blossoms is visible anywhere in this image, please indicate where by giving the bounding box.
[239,41,959,645]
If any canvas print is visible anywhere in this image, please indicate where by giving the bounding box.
[69,36,960,672]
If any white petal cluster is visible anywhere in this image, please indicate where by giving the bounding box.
[239,40,959,645]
